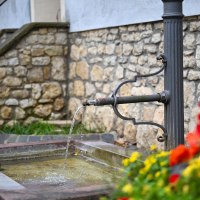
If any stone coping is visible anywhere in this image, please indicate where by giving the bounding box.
[0,133,116,145]
[0,184,112,200]
[0,22,69,56]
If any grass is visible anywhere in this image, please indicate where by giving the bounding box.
[0,122,102,135]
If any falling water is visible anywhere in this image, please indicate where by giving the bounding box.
[65,106,86,159]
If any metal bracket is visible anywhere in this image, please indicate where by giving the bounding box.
[111,54,168,142]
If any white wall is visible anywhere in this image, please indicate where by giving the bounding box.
[0,0,30,29]
[66,0,200,32]
[0,0,199,30]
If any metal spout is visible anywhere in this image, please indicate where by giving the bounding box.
[82,91,170,107]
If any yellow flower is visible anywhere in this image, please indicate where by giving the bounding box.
[157,180,164,187]
[150,145,157,151]
[155,171,161,178]
[129,152,141,163]
[156,151,170,158]
[147,174,153,180]
[164,186,171,194]
[182,165,193,177]
[122,183,133,194]
[160,161,167,167]
[142,185,149,194]
[122,158,129,167]
[182,185,189,194]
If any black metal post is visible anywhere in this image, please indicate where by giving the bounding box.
[162,0,184,149]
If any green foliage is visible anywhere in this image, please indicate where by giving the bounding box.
[0,122,102,135]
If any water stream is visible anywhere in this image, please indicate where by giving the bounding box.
[65,106,86,159]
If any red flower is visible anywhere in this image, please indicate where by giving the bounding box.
[169,174,180,184]
[117,198,130,200]
[186,132,200,155]
[169,145,192,167]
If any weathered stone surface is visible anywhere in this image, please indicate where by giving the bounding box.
[38,35,55,44]
[26,35,38,44]
[4,50,17,58]
[55,33,67,45]
[5,99,19,106]
[103,67,114,81]
[24,116,40,124]
[183,56,196,68]
[115,66,124,80]
[183,33,195,49]
[133,42,143,55]
[50,113,63,120]
[31,45,44,56]
[7,58,19,66]
[85,82,96,97]
[188,70,200,80]
[105,44,115,55]
[132,86,153,96]
[39,99,53,103]
[123,122,137,144]
[34,104,53,117]
[69,62,76,80]
[73,80,85,96]
[143,106,156,121]
[54,98,65,111]
[91,65,104,81]
[0,87,10,98]
[184,81,195,107]
[76,61,89,80]
[32,57,50,65]
[52,57,66,80]
[95,107,115,132]
[0,106,12,119]
[136,125,157,148]
[32,84,42,100]
[0,68,6,79]
[122,44,133,56]
[0,59,7,67]
[27,68,43,83]
[42,82,62,99]
[44,46,63,56]
[144,44,157,53]
[151,33,161,43]
[3,76,22,87]
[19,54,31,65]
[88,47,97,55]
[20,99,36,108]
[196,45,200,60]
[11,90,29,99]
[43,66,50,80]
[67,97,82,118]
[70,45,80,61]
[14,66,27,77]
[15,107,26,119]
[153,106,164,124]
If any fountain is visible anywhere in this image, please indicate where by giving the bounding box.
[83,0,185,151]
[0,0,184,199]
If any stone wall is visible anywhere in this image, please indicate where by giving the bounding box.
[68,16,200,148]
[0,24,68,125]
[0,17,200,148]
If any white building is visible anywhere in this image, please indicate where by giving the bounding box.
[0,0,200,31]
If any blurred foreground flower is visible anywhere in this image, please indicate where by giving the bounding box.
[104,107,200,200]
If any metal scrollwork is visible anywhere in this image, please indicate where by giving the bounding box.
[111,54,167,142]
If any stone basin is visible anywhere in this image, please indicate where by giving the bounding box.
[0,137,136,200]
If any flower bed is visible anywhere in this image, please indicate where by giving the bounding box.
[102,109,200,200]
